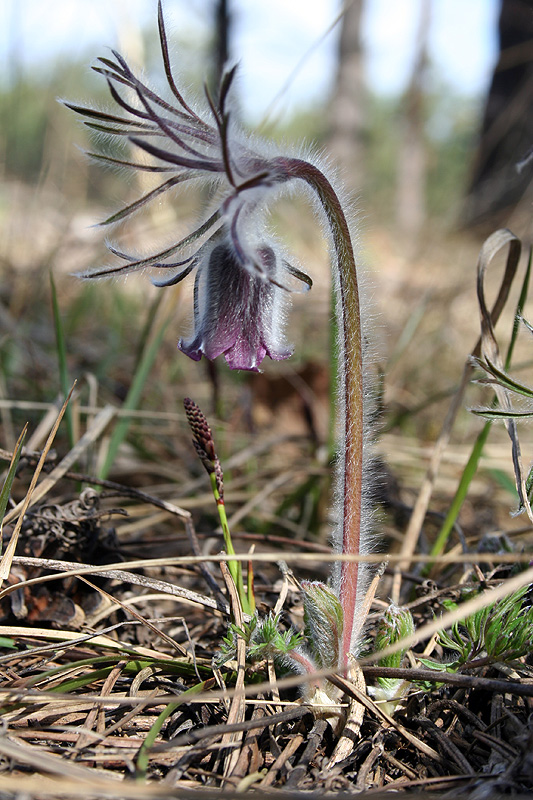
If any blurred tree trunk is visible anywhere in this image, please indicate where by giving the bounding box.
[395,0,431,242]
[328,0,367,194]
[213,0,230,85]
[464,0,533,229]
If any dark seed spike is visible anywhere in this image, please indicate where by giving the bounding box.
[183,398,216,459]
[157,0,203,123]
[105,43,211,132]
[87,151,175,172]
[129,136,223,172]
[132,85,216,161]
[62,100,153,129]
[183,398,221,484]
[99,174,192,227]
[103,209,222,270]
[92,65,132,90]
[204,84,235,187]
[107,79,151,121]
[151,261,196,287]
[218,65,238,116]
[84,122,163,136]
[283,261,313,291]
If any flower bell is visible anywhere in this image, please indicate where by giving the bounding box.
[65,0,310,372]
[179,239,292,371]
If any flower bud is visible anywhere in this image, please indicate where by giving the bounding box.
[302,581,344,669]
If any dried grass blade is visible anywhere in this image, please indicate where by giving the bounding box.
[0,387,74,585]
[429,241,531,564]
[74,659,127,750]
[476,231,532,519]
[5,556,227,614]
[0,624,174,662]
[0,737,122,782]
[0,425,27,550]
[2,404,115,527]
[135,677,216,778]
[393,229,522,599]
[78,576,189,657]
[328,671,441,762]
[26,395,66,451]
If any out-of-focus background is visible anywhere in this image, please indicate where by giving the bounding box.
[1,0,533,543]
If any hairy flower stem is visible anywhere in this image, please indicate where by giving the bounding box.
[279,158,364,668]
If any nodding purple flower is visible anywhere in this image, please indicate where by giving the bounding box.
[68,1,373,678]
[179,240,292,371]
[66,0,311,371]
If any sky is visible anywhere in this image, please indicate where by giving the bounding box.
[1,0,500,121]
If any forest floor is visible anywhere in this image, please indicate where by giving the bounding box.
[1,182,533,798]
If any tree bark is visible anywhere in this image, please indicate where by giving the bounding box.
[328,0,367,194]
[395,0,431,242]
[464,0,533,229]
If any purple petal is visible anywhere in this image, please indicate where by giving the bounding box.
[178,239,292,371]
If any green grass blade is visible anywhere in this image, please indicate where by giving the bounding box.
[50,271,75,449]
[473,356,533,399]
[427,423,490,562]
[135,677,215,778]
[486,467,520,499]
[472,408,533,420]
[98,301,171,480]
[429,250,531,566]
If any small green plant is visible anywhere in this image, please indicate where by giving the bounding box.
[420,585,533,673]
[368,604,415,715]
[218,613,304,666]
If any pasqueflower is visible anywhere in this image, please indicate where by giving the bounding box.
[66,0,310,371]
[68,0,372,680]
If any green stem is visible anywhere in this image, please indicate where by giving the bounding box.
[209,471,249,614]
